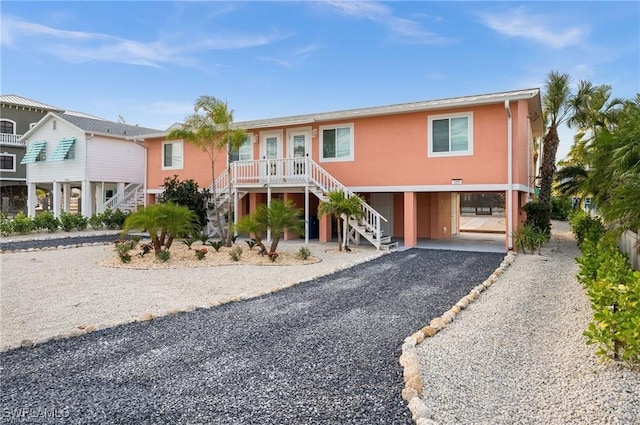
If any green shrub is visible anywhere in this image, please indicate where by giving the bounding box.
[33,212,60,233]
[195,247,207,260]
[0,214,12,236]
[522,201,551,237]
[550,196,572,221]
[208,240,224,252]
[89,213,104,230]
[296,246,311,260]
[577,236,640,366]
[59,212,77,232]
[114,239,137,263]
[569,210,605,248]
[102,208,128,230]
[156,249,171,262]
[11,213,34,234]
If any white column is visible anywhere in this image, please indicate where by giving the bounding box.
[52,181,61,218]
[27,183,37,218]
[304,185,309,244]
[62,183,71,213]
[81,180,91,218]
[95,184,102,214]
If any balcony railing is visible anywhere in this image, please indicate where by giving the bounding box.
[0,134,25,146]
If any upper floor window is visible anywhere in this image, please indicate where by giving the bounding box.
[0,153,16,171]
[428,112,473,157]
[162,140,183,170]
[0,119,15,135]
[229,136,253,162]
[320,123,354,162]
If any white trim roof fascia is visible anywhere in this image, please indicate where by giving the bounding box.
[233,88,541,130]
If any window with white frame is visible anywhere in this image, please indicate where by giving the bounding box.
[229,136,252,162]
[428,112,473,157]
[0,153,16,171]
[162,140,183,169]
[320,124,354,161]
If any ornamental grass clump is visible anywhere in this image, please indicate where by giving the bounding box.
[296,247,311,260]
[156,249,171,262]
[229,246,242,262]
[115,239,137,263]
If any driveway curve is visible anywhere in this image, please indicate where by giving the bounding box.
[1,249,504,424]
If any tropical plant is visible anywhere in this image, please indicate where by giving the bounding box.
[166,96,247,246]
[194,247,208,260]
[229,246,243,262]
[234,199,304,254]
[539,71,572,209]
[317,190,364,252]
[11,212,34,234]
[122,203,197,254]
[159,175,210,228]
[296,246,311,260]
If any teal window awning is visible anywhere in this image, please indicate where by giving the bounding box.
[49,138,76,161]
[20,141,46,164]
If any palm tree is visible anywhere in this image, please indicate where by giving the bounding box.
[122,203,197,254]
[539,71,572,207]
[167,96,246,246]
[234,199,304,254]
[317,190,364,251]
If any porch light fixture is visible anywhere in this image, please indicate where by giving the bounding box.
[451,178,462,185]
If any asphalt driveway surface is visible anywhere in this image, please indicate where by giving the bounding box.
[1,248,504,424]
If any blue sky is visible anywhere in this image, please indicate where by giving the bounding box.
[2,1,639,160]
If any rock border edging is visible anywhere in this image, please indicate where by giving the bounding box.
[399,251,517,425]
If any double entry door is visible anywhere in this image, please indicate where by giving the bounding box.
[260,130,310,182]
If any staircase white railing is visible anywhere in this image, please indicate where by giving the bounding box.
[306,158,387,244]
[103,182,144,212]
[203,158,389,247]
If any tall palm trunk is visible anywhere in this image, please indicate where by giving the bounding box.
[539,125,560,206]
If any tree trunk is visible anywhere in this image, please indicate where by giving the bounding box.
[539,125,560,206]
[269,237,280,254]
[336,215,343,251]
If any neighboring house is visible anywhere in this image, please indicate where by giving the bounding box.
[139,88,543,251]
[0,95,65,215]
[20,112,161,218]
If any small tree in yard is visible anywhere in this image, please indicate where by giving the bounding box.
[122,203,197,254]
[159,175,210,228]
[166,96,246,247]
[235,199,304,255]
[318,190,364,252]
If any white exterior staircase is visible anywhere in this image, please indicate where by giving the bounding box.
[102,182,144,213]
[204,158,397,251]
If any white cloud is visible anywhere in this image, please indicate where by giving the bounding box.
[478,7,587,49]
[1,15,287,68]
[320,0,449,44]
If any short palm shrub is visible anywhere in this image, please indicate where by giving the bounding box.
[296,246,311,260]
[156,249,171,262]
[512,223,546,254]
[208,240,224,252]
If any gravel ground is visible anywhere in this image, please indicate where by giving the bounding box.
[416,221,640,424]
[0,247,504,424]
[0,230,123,251]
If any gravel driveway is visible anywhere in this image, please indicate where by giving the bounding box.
[0,249,503,424]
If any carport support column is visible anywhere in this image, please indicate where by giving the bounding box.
[27,183,37,218]
[62,183,71,214]
[403,192,417,248]
[52,181,61,218]
[319,214,331,243]
[81,180,91,218]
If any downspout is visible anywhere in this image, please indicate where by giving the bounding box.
[505,100,513,251]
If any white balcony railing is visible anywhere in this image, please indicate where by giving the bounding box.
[0,134,25,146]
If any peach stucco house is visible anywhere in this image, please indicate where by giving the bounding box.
[135,88,543,252]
